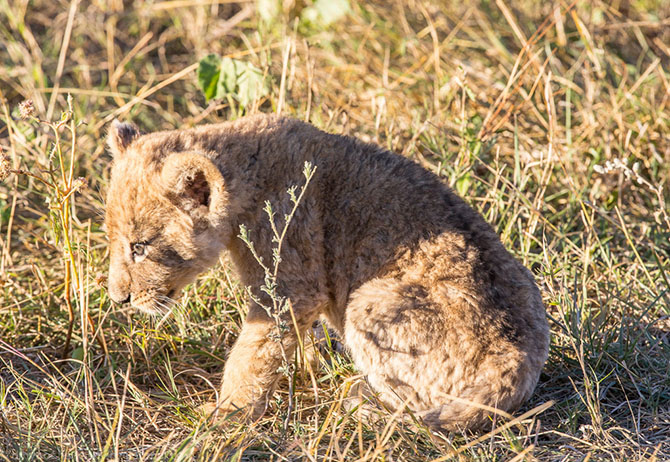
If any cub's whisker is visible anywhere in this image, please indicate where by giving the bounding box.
[155,298,177,329]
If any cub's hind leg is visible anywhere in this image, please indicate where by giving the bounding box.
[343,277,544,431]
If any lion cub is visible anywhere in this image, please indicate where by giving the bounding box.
[105,114,549,431]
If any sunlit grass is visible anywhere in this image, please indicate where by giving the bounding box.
[1,0,669,460]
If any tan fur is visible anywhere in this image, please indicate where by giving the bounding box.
[104,114,549,431]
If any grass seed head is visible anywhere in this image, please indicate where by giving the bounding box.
[18,99,36,120]
[94,273,107,287]
[71,176,88,192]
[0,149,11,181]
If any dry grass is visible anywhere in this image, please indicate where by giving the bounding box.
[1,0,669,460]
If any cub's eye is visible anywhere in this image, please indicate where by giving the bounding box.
[131,242,148,259]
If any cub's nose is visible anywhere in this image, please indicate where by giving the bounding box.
[108,287,130,304]
[107,262,131,304]
[108,275,131,304]
[112,292,130,304]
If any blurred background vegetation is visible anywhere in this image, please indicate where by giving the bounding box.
[0,0,669,460]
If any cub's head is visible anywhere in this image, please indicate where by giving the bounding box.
[105,121,229,314]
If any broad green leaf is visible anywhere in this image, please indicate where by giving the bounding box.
[197,54,221,101]
[198,54,268,108]
[216,58,268,107]
[233,61,267,106]
[217,57,237,96]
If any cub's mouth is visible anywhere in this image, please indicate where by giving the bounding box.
[130,288,178,315]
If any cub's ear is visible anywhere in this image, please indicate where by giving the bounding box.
[107,119,140,157]
[160,153,225,227]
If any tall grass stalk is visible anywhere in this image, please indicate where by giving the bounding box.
[0,96,98,360]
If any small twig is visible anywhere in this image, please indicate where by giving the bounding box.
[238,161,316,430]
